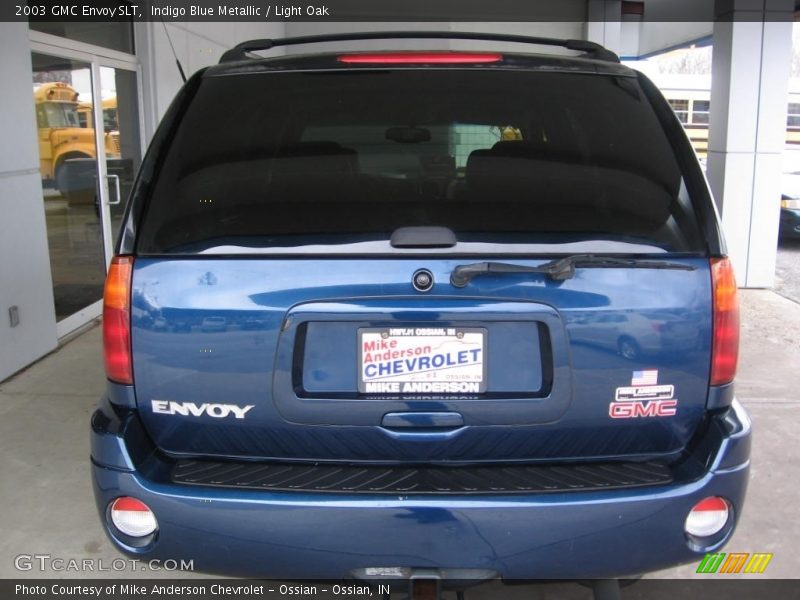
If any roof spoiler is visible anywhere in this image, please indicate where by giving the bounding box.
[219,31,620,64]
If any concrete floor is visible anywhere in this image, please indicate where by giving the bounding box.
[1,290,798,594]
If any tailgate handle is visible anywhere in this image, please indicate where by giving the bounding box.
[390,226,456,248]
[381,412,464,429]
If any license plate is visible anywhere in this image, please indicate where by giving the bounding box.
[358,327,486,394]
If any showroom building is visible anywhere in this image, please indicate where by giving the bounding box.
[0,0,794,381]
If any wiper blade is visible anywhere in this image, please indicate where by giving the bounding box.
[450,262,549,287]
[450,255,696,287]
[540,254,697,281]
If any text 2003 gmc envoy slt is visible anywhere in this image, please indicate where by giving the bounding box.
[90,32,750,587]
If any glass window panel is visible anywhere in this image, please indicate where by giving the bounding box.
[30,18,134,55]
[99,66,142,247]
[138,70,704,254]
[32,52,105,320]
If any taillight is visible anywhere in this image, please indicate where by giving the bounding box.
[337,52,502,64]
[685,496,730,538]
[103,256,133,385]
[710,257,739,386]
[109,497,158,537]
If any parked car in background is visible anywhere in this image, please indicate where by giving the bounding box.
[780,194,800,239]
[569,310,703,361]
[91,32,748,594]
[780,172,800,240]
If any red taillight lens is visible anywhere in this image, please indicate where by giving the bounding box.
[110,497,158,537]
[685,496,730,537]
[710,257,739,386]
[337,52,502,64]
[103,256,133,385]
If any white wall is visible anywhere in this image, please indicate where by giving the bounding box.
[707,6,793,287]
[0,20,287,382]
[636,0,713,56]
[636,21,713,56]
[138,21,286,138]
[586,1,622,54]
[0,23,58,381]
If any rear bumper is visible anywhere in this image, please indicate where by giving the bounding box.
[91,398,751,579]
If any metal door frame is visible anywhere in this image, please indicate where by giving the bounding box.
[29,31,145,338]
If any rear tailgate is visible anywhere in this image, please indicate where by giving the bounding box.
[126,62,717,465]
[131,257,710,463]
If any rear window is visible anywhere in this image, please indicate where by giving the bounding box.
[136,69,704,254]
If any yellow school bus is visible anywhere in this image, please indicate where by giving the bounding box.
[661,89,711,158]
[662,88,800,159]
[78,97,118,129]
[34,82,119,192]
[78,96,120,155]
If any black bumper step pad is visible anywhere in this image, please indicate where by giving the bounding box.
[172,458,672,494]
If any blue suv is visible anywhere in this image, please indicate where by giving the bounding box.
[91,32,750,587]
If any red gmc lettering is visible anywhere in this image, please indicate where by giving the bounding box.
[609,400,677,419]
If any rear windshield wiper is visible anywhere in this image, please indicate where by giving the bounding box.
[450,255,697,287]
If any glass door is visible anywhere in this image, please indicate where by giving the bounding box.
[96,64,142,260]
[30,49,141,335]
[32,52,106,324]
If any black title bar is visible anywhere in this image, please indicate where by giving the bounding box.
[4,579,800,600]
[3,0,798,23]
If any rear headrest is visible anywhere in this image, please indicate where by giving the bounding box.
[491,140,541,155]
[465,149,500,192]
[466,142,563,191]
[270,142,358,180]
[275,141,355,159]
[274,142,358,168]
[465,139,591,191]
[491,140,585,164]
[463,143,673,226]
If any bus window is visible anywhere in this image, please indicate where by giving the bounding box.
[787,103,800,129]
[41,102,81,128]
[668,99,689,124]
[692,100,710,125]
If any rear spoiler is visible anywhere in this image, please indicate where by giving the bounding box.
[219,31,620,64]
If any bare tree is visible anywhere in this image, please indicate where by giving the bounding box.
[792,27,800,78]
[657,46,712,75]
